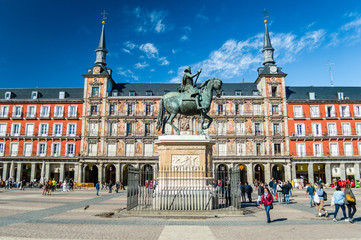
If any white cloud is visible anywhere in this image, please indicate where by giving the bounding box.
[134,62,149,69]
[168,70,174,74]
[116,67,139,81]
[133,7,168,33]
[139,43,159,58]
[196,6,208,22]
[158,57,170,66]
[122,41,137,54]
[180,26,191,41]
[326,14,361,46]
[180,35,188,41]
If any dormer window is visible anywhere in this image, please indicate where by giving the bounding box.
[271,86,278,97]
[112,90,118,96]
[235,91,241,96]
[5,92,11,100]
[31,91,38,99]
[253,90,259,96]
[338,92,344,100]
[129,91,135,96]
[309,92,315,100]
[146,91,153,96]
[59,91,65,99]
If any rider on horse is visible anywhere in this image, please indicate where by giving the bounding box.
[178,66,205,111]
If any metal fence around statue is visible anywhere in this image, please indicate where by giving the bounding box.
[126,167,242,211]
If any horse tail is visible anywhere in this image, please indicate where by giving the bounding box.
[156,98,164,131]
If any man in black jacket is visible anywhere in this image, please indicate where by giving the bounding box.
[257,182,265,205]
[245,182,253,202]
[282,181,291,204]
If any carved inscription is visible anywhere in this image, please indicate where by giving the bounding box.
[172,155,199,170]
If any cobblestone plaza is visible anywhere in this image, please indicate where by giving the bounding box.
[0,188,360,239]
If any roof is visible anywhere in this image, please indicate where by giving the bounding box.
[286,86,361,101]
[0,88,83,100]
[111,82,259,96]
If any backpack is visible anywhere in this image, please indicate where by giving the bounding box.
[323,191,327,201]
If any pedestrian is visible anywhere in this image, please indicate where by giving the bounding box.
[52,179,56,192]
[21,179,26,191]
[47,180,52,195]
[260,187,274,223]
[62,180,68,192]
[282,181,291,204]
[241,183,246,202]
[315,183,328,217]
[344,183,357,223]
[306,183,315,207]
[332,186,347,222]
[95,181,100,196]
[42,180,47,196]
[276,181,283,204]
[287,181,293,197]
[268,178,274,192]
[225,181,231,206]
[69,178,74,191]
[257,183,265,205]
[115,181,120,193]
[245,182,253,202]
[221,179,225,197]
[272,179,277,196]
[108,180,113,193]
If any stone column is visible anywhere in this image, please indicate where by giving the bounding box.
[59,163,65,182]
[45,163,50,181]
[98,163,103,183]
[285,163,291,181]
[120,164,124,183]
[308,163,314,184]
[74,164,79,183]
[325,163,332,185]
[354,163,360,181]
[264,163,271,182]
[116,163,121,182]
[291,163,297,181]
[2,162,8,180]
[154,163,159,179]
[246,163,253,184]
[16,163,22,182]
[30,163,36,182]
[340,163,346,180]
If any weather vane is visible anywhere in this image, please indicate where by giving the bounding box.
[101,10,108,24]
[263,9,269,23]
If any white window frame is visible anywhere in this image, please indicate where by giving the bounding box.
[329,142,339,157]
[354,105,361,118]
[0,106,9,118]
[31,91,38,99]
[67,123,77,136]
[0,123,7,136]
[340,105,350,118]
[144,143,153,156]
[310,105,320,118]
[51,143,61,157]
[27,105,37,118]
[309,92,315,100]
[40,105,50,117]
[12,106,22,118]
[327,123,337,136]
[24,142,33,156]
[325,105,336,118]
[338,92,344,100]
[358,142,361,156]
[10,142,19,156]
[107,143,116,156]
[68,105,78,117]
[5,92,11,99]
[312,123,322,137]
[341,122,351,136]
[37,143,47,157]
[54,105,64,118]
[25,123,34,137]
[313,143,323,157]
[296,143,306,157]
[356,123,361,136]
[295,123,305,136]
[218,143,227,156]
[0,142,5,156]
[88,143,97,156]
[293,106,303,118]
[38,123,49,137]
[59,91,65,99]
[11,123,21,136]
[53,123,63,136]
[344,142,353,156]
[125,143,135,156]
[66,143,75,157]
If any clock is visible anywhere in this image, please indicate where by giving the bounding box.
[270,66,277,73]
[93,66,101,74]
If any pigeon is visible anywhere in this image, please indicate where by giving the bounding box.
[84,205,89,210]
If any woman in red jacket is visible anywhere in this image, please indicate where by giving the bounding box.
[260,187,274,223]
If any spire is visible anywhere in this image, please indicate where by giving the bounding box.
[94,20,108,66]
[262,19,275,65]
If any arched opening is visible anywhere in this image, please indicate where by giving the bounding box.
[216,164,229,181]
[21,163,32,182]
[122,164,133,186]
[50,164,60,182]
[254,164,264,182]
[141,165,154,186]
[64,164,75,181]
[314,163,325,184]
[84,164,98,184]
[236,164,247,184]
[105,164,116,184]
[272,164,285,181]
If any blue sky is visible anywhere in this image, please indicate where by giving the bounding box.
[1,0,361,88]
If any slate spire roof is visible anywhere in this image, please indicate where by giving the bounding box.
[94,22,108,66]
[262,20,276,65]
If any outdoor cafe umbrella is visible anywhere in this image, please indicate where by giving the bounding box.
[40,161,45,185]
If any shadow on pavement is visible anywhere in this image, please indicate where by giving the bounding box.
[272,218,287,222]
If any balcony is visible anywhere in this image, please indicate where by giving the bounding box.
[0,113,9,119]
[11,113,22,119]
[293,112,305,119]
[53,114,64,119]
[67,113,78,119]
[290,151,356,158]
[291,130,361,138]
[25,112,37,119]
[88,111,100,117]
[39,112,51,119]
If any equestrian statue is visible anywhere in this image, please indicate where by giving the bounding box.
[156,66,223,135]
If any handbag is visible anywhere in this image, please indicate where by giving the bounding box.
[346,194,355,203]
[270,204,273,210]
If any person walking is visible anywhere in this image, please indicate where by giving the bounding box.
[260,187,274,223]
[115,181,120,193]
[241,183,246,202]
[245,182,253,202]
[108,180,113,193]
[306,183,315,207]
[42,180,47,196]
[282,181,291,204]
[95,181,100,196]
[276,181,283,204]
[344,183,357,223]
[21,179,26,191]
[332,186,347,222]
[257,183,265,206]
[315,183,328,217]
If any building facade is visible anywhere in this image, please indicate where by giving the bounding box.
[0,21,360,186]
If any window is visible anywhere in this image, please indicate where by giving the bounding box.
[235,104,239,114]
[89,123,98,136]
[10,143,19,156]
[235,122,245,135]
[256,143,262,155]
[218,143,227,156]
[25,124,34,136]
[145,123,151,135]
[330,143,339,156]
[326,105,336,118]
[53,123,62,136]
[217,104,224,115]
[271,86,277,97]
[5,92,11,99]
[217,122,227,135]
[312,123,322,136]
[92,87,99,97]
[68,106,77,117]
[13,106,22,118]
[340,105,350,118]
[235,91,241,96]
[52,143,61,157]
[107,143,116,156]
[293,106,303,118]
[338,92,344,100]
[313,143,323,156]
[342,123,351,136]
[254,123,261,135]
[125,143,135,156]
[27,106,36,118]
[274,143,281,155]
[296,143,306,157]
[109,105,115,115]
[253,104,261,115]
[344,143,353,156]
[236,142,246,156]
[126,122,133,135]
[253,90,259,96]
[309,92,315,100]
[40,106,50,117]
[328,123,337,136]
[31,91,38,99]
[356,123,361,135]
[0,106,9,117]
[0,143,4,156]
[59,91,65,99]
[271,105,279,114]
[354,105,361,117]
[273,123,280,135]
[11,123,21,136]
[129,91,135,96]
[68,123,76,136]
[66,143,75,157]
[127,104,133,115]
[310,106,320,118]
[295,123,305,136]
[90,105,98,115]
[54,105,64,117]
[145,104,152,115]
[88,143,97,156]
[146,91,152,96]
[39,124,48,136]
[359,143,361,156]
[38,143,46,156]
[24,143,32,156]
[144,143,153,156]
[0,124,6,136]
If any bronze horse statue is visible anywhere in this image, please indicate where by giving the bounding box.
[156,78,223,135]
